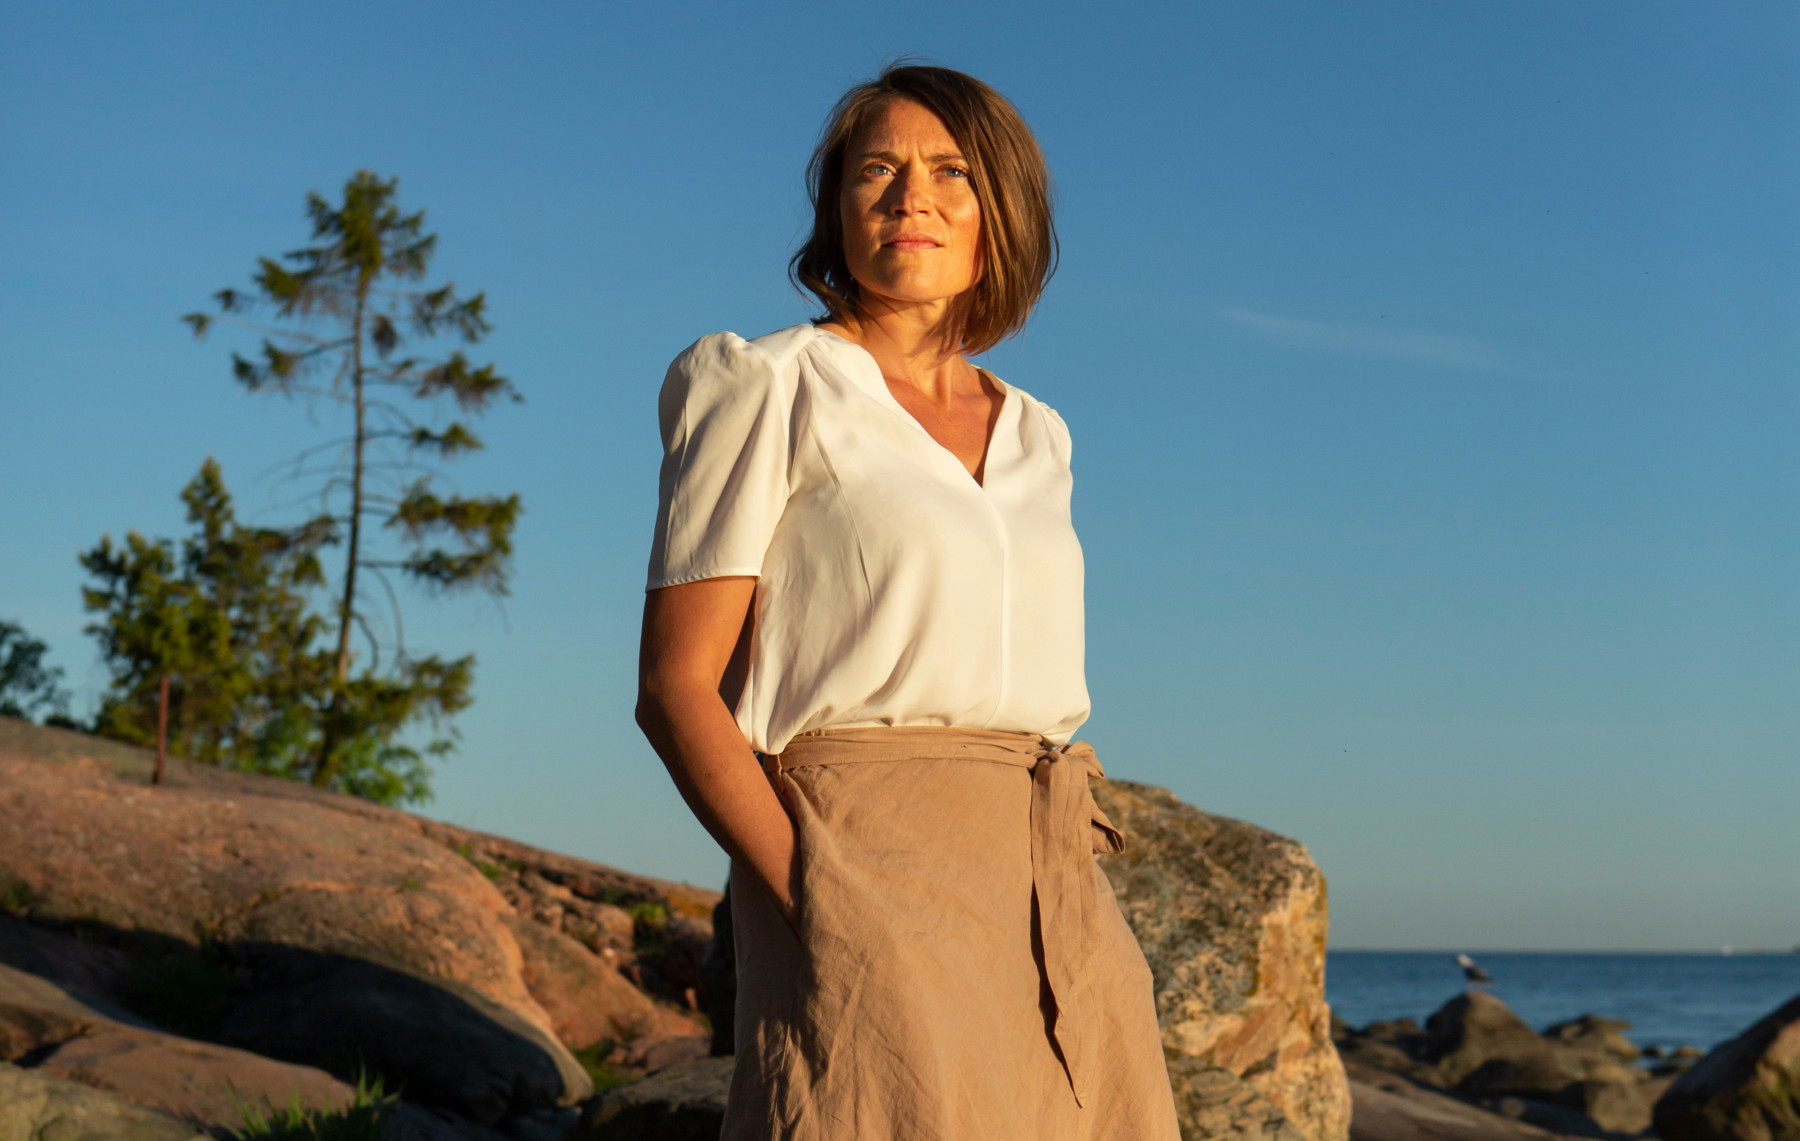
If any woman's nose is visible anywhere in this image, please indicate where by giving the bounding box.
[887,165,931,215]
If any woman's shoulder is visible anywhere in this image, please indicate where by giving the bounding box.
[987,372,1074,461]
[660,324,824,424]
[670,323,821,381]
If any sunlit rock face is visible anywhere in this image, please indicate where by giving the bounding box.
[1654,994,1800,1141]
[1094,778,1351,1141]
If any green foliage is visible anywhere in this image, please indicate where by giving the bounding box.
[165,170,522,801]
[0,620,73,725]
[0,879,36,914]
[80,459,335,780]
[229,1073,395,1141]
[627,901,670,952]
[130,948,237,1039]
[571,1040,641,1093]
[453,843,524,881]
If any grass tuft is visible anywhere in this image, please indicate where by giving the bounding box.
[229,1072,394,1141]
[626,901,668,952]
[571,1040,641,1093]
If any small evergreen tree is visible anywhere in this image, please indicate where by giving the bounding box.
[0,620,73,725]
[178,170,519,798]
[80,460,447,804]
[81,461,328,779]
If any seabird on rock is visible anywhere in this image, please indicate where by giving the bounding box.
[1455,953,1493,983]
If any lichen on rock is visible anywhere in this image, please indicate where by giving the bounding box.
[1094,778,1351,1141]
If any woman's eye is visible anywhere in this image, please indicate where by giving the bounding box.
[864,163,893,177]
[944,166,970,179]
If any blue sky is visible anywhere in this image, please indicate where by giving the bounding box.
[2,2,1794,950]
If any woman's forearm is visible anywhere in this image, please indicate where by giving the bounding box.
[637,680,798,914]
[636,577,798,916]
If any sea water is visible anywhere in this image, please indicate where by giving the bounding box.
[1326,951,1800,1053]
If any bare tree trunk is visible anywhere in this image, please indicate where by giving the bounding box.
[313,285,369,788]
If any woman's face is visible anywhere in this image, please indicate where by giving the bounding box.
[838,98,983,310]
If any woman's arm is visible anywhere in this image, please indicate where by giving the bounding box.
[635,576,799,918]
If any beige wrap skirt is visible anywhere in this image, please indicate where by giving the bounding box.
[724,726,1182,1141]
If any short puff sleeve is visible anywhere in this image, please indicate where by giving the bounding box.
[646,333,795,590]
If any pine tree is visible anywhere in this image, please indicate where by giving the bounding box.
[180,171,520,797]
[0,620,73,725]
[80,459,349,784]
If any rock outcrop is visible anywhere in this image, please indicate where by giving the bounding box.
[1,960,357,1131]
[575,1056,735,1141]
[1337,991,1670,1138]
[0,1061,208,1141]
[1336,1017,1450,1090]
[0,716,1364,1141]
[1544,1015,1641,1063]
[0,746,589,1120]
[1345,1057,1574,1141]
[1164,1058,1313,1141]
[1432,994,1654,1134]
[1419,992,1564,1087]
[1654,993,1800,1141]
[0,716,717,1134]
[1093,778,1351,1141]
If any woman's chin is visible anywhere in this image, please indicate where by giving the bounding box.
[859,280,976,311]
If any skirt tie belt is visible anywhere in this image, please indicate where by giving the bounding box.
[764,726,1126,1108]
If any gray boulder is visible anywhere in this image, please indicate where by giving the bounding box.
[1419,992,1653,1134]
[1339,993,1658,1137]
[1093,779,1351,1141]
[575,1056,734,1141]
[1421,992,1570,1088]
[1545,1015,1640,1063]
[1345,1059,1570,1141]
[1654,993,1800,1141]
[1555,1077,1655,1136]
[1485,1095,1613,1139]
[1336,1018,1449,1089]
[1456,1055,1583,1101]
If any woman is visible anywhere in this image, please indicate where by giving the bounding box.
[636,64,1181,1140]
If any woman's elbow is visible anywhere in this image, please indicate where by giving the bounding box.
[634,668,698,744]
[634,681,668,741]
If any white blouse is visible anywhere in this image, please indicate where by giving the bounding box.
[646,323,1089,755]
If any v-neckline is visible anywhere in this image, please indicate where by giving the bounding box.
[814,326,1010,489]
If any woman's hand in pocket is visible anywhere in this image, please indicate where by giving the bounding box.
[638,577,801,931]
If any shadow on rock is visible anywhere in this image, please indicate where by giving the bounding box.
[0,913,582,1128]
[217,942,583,1125]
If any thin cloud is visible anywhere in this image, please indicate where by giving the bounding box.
[1223,307,1502,371]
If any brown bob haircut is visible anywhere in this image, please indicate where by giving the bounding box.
[790,64,1057,356]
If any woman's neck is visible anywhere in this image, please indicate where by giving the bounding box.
[820,301,977,406]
